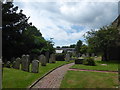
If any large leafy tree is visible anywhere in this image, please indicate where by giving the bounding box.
[2,1,55,61]
[85,25,119,61]
[75,40,82,54]
[2,2,30,60]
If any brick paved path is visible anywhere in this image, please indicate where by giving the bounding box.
[32,63,74,88]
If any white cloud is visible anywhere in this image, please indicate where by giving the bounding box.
[14,1,118,46]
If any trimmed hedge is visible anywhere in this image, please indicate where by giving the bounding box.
[55,53,65,61]
[83,57,96,66]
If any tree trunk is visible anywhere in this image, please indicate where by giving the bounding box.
[102,50,108,61]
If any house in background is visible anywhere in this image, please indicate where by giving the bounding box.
[55,48,76,54]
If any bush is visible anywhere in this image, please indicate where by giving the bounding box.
[83,57,96,66]
[55,53,65,61]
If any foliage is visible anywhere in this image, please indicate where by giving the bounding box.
[2,1,55,61]
[83,57,96,66]
[75,40,82,54]
[85,26,119,61]
[80,44,88,54]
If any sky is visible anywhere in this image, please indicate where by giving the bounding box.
[13,0,118,47]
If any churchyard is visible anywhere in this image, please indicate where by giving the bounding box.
[1,1,120,89]
[2,53,119,88]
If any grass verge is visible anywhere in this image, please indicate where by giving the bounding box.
[71,60,118,71]
[60,70,118,88]
[3,61,72,88]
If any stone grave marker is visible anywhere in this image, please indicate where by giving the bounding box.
[65,53,70,62]
[21,55,29,72]
[86,53,89,57]
[14,57,21,69]
[91,53,95,57]
[82,54,86,57]
[49,54,56,63]
[40,55,47,66]
[6,61,11,68]
[31,60,39,73]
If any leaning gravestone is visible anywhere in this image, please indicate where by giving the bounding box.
[0,59,2,89]
[6,61,11,68]
[39,55,47,66]
[49,54,56,63]
[31,60,39,73]
[14,57,21,69]
[91,53,95,57]
[65,53,70,62]
[86,53,89,57]
[21,55,29,72]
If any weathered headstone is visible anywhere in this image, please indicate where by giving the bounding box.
[45,52,49,63]
[6,61,11,68]
[21,55,29,72]
[91,53,95,57]
[86,53,89,57]
[78,53,81,57]
[39,55,47,66]
[49,54,56,63]
[0,59,2,89]
[82,54,86,57]
[65,53,70,62]
[31,60,39,73]
[14,57,21,69]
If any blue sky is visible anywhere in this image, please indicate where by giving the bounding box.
[14,0,118,47]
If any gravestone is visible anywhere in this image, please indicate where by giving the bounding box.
[31,60,39,73]
[82,54,86,57]
[40,55,47,66]
[14,57,21,69]
[21,55,29,72]
[49,54,56,63]
[91,53,95,57]
[45,52,49,63]
[6,61,11,68]
[0,59,2,89]
[86,53,89,57]
[65,53,70,62]
[26,55,30,65]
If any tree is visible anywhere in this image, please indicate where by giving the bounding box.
[85,26,119,61]
[80,44,88,54]
[75,40,82,54]
[2,2,30,61]
[2,1,55,62]
[70,44,76,48]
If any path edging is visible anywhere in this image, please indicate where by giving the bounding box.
[29,62,73,89]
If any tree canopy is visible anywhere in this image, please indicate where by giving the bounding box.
[85,25,119,61]
[2,2,55,62]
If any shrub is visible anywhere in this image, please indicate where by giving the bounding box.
[55,53,65,61]
[83,57,96,66]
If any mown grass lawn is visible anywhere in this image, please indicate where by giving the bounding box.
[60,71,118,88]
[71,60,118,71]
[3,61,71,88]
